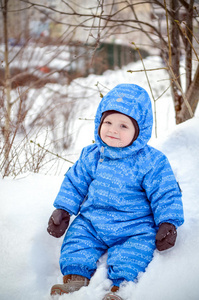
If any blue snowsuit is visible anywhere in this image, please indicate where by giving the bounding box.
[53,84,184,286]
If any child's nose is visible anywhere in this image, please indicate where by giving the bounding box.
[109,125,118,133]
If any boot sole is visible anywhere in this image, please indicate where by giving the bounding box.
[51,287,68,295]
[103,293,123,300]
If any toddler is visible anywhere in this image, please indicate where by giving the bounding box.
[47,84,184,300]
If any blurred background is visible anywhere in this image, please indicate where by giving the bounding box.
[1,0,199,177]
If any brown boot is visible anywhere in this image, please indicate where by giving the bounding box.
[50,274,89,295]
[102,286,123,300]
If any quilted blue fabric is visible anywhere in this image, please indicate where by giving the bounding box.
[53,84,184,285]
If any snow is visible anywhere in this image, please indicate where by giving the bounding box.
[1,56,199,300]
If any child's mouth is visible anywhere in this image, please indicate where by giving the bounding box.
[107,136,119,139]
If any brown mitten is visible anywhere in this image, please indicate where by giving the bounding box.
[156,222,177,251]
[47,209,70,238]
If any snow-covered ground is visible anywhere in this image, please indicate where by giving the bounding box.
[0,56,199,300]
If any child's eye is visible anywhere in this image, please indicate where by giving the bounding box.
[104,121,111,125]
[121,124,128,129]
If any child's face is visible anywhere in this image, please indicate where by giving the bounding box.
[100,113,135,147]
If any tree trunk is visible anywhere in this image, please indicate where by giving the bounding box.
[169,0,183,123]
[185,0,194,91]
[174,0,198,124]
[2,0,12,176]
[177,63,199,123]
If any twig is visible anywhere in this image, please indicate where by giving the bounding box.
[175,20,199,62]
[30,140,74,164]
[168,66,194,117]
[78,118,94,121]
[127,67,168,73]
[131,42,158,138]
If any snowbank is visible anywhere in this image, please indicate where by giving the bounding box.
[1,117,199,300]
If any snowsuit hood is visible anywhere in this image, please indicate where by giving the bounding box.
[94,84,153,159]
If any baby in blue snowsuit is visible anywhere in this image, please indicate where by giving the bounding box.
[47,84,184,299]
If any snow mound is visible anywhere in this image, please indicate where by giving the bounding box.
[0,118,199,300]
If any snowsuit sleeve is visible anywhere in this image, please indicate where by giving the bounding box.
[142,151,184,228]
[53,145,97,215]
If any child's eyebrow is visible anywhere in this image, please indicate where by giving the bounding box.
[119,120,130,124]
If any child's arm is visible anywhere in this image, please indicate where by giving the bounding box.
[142,151,184,229]
[53,145,97,216]
[142,152,184,251]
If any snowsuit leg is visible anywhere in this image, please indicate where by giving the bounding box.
[107,229,156,286]
[60,215,107,279]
